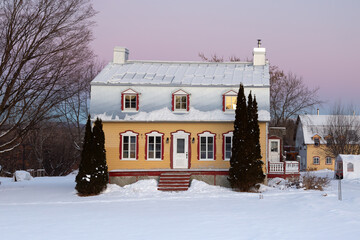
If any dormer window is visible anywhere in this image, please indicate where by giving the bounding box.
[121,89,139,111]
[314,137,320,147]
[172,89,190,112]
[223,90,237,111]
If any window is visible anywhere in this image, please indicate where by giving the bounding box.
[146,131,164,160]
[314,137,320,147]
[172,89,190,112]
[223,90,237,111]
[175,95,187,110]
[326,157,332,165]
[120,131,138,160]
[326,136,333,146]
[198,131,216,160]
[347,162,354,172]
[121,89,139,111]
[313,156,320,165]
[271,141,279,152]
[223,131,233,161]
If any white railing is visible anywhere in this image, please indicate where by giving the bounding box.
[285,161,299,174]
[268,161,299,174]
[269,162,284,173]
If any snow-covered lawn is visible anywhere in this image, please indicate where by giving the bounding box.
[1,170,360,240]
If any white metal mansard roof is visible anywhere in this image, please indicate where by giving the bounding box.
[298,115,360,144]
[91,60,270,87]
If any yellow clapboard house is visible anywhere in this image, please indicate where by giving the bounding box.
[90,42,271,189]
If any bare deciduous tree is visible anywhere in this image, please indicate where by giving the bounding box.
[55,60,104,152]
[199,54,322,127]
[270,66,322,125]
[198,53,244,62]
[320,104,360,158]
[0,0,96,152]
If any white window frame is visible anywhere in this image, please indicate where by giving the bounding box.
[223,90,237,112]
[314,137,320,147]
[146,131,163,161]
[223,132,233,161]
[325,157,332,165]
[347,162,354,172]
[313,156,320,165]
[120,131,138,160]
[122,89,139,112]
[173,89,189,112]
[198,131,216,161]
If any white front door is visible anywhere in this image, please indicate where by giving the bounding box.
[269,139,280,162]
[173,132,189,169]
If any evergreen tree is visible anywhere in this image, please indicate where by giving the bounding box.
[246,94,265,188]
[92,118,108,193]
[76,115,95,195]
[228,86,265,191]
[228,84,249,190]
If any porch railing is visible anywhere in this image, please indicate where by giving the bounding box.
[268,161,299,174]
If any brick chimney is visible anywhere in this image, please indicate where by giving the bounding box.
[253,39,266,66]
[113,47,129,64]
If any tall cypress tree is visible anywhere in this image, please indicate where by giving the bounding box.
[246,94,265,189]
[92,118,108,193]
[228,86,265,191]
[76,115,95,196]
[228,84,249,189]
[251,96,262,161]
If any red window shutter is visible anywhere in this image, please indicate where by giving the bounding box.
[188,135,191,169]
[136,93,139,111]
[136,135,139,160]
[119,134,122,159]
[171,93,174,111]
[197,135,200,160]
[170,135,173,169]
[222,95,225,112]
[121,93,124,111]
[213,135,216,160]
[161,135,164,160]
[145,134,148,160]
[222,134,225,160]
[187,94,190,111]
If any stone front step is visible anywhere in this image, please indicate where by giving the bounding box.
[157,172,191,191]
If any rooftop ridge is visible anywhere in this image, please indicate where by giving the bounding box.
[121,60,255,65]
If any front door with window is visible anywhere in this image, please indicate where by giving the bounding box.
[269,139,280,162]
[172,131,189,168]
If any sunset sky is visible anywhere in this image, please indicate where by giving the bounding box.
[91,0,360,113]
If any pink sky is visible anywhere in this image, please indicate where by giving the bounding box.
[91,0,360,113]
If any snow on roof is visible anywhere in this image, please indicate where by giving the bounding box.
[336,154,360,179]
[337,154,360,163]
[93,107,270,122]
[299,115,360,144]
[91,61,270,87]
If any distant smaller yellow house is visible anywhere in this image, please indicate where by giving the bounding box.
[295,115,343,171]
[90,42,273,189]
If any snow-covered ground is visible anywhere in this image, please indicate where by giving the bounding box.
[1,170,360,240]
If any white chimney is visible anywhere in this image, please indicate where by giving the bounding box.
[113,47,129,64]
[253,39,266,66]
